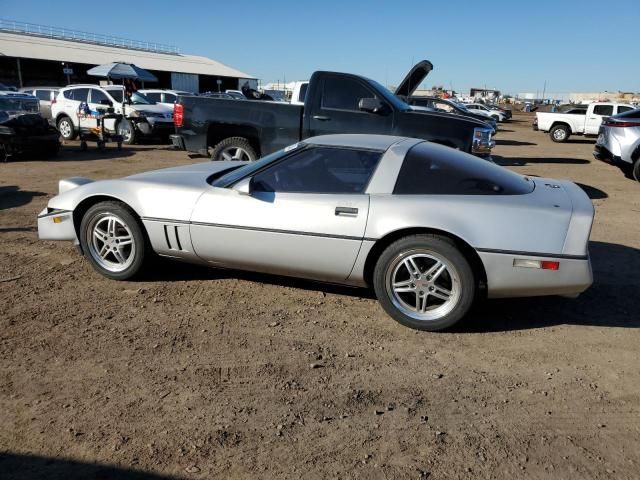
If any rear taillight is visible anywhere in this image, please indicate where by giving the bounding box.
[602,119,640,128]
[174,103,183,127]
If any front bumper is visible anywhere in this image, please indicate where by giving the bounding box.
[135,119,174,137]
[37,208,77,241]
[480,251,593,298]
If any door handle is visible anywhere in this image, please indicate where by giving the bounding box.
[313,115,331,121]
[335,206,358,216]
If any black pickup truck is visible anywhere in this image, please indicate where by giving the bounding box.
[171,61,495,160]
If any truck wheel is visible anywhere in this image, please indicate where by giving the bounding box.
[57,116,77,140]
[210,137,257,161]
[550,125,570,143]
[117,119,136,145]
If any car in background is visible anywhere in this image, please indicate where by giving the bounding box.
[486,104,512,120]
[139,89,193,109]
[201,92,236,100]
[225,90,247,100]
[19,86,60,122]
[534,102,634,143]
[465,103,507,122]
[290,81,309,106]
[593,108,640,181]
[408,97,497,132]
[0,91,59,161]
[52,85,174,144]
[37,134,593,331]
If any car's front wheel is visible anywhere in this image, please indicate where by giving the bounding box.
[116,119,137,145]
[373,234,476,331]
[79,201,148,280]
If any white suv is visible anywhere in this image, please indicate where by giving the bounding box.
[52,85,174,144]
[138,89,193,109]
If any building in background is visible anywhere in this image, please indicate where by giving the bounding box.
[0,19,256,93]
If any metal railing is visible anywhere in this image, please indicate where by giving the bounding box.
[0,19,180,55]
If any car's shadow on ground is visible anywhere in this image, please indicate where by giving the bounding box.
[495,139,537,146]
[493,155,590,166]
[0,452,180,480]
[149,241,639,332]
[575,182,608,199]
[0,185,46,211]
[455,241,640,332]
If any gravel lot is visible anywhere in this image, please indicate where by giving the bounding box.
[1,113,639,479]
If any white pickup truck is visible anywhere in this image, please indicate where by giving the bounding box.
[534,102,635,142]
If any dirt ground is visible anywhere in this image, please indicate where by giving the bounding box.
[1,113,639,480]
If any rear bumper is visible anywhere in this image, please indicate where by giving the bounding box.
[593,144,630,168]
[479,251,593,298]
[1,133,60,154]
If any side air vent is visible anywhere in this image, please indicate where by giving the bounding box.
[163,224,185,251]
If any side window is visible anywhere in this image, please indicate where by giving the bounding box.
[435,101,455,113]
[617,106,632,114]
[71,88,89,102]
[322,77,377,111]
[593,105,613,116]
[90,89,110,105]
[394,142,534,195]
[252,147,382,194]
[163,93,176,103]
[145,92,162,102]
[62,89,73,100]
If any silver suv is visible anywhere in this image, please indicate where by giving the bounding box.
[593,108,640,182]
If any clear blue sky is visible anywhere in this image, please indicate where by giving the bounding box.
[3,0,639,94]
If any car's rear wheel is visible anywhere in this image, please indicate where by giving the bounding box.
[57,116,76,140]
[550,125,570,143]
[373,235,476,331]
[633,159,640,182]
[79,201,148,280]
[210,137,257,161]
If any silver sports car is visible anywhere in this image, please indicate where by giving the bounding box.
[38,134,594,331]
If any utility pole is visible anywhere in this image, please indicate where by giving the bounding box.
[542,80,547,103]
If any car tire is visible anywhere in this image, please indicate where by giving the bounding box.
[79,201,149,280]
[491,114,499,121]
[373,234,476,331]
[550,125,570,143]
[210,137,257,161]
[117,119,137,145]
[57,116,77,140]
[633,159,640,182]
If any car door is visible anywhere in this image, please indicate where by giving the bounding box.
[190,146,382,282]
[307,75,393,138]
[585,104,613,134]
[87,88,116,131]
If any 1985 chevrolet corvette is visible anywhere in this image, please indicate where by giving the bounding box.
[38,134,594,331]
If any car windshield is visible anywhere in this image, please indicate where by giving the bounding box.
[211,143,305,187]
[106,89,154,105]
[0,97,39,114]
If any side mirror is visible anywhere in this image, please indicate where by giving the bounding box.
[233,177,253,196]
[359,97,384,113]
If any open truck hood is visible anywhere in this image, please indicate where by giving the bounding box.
[394,60,433,99]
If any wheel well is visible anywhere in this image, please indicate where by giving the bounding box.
[207,123,261,155]
[550,121,571,133]
[55,113,70,125]
[72,195,143,248]
[362,227,487,290]
[631,144,640,162]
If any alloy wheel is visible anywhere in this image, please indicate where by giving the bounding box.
[385,250,461,322]
[219,146,251,161]
[86,213,136,273]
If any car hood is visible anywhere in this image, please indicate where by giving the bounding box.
[125,161,248,187]
[404,108,489,128]
[394,60,433,98]
[128,103,173,114]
